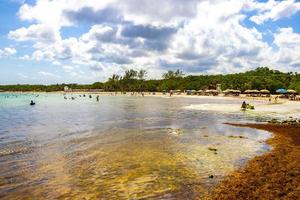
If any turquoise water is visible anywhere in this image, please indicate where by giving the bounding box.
[0,93,271,199]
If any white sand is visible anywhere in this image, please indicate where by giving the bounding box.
[184,100,300,119]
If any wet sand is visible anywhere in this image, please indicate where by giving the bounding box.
[206,123,300,200]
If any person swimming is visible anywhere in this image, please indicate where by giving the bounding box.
[30,100,35,106]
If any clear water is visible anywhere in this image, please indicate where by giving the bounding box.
[0,93,271,199]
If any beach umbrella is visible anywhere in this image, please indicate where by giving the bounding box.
[276,88,287,94]
[287,89,297,94]
[260,89,270,94]
[244,90,252,93]
[251,90,260,93]
[233,90,241,93]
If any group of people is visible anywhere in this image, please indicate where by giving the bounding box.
[30,94,101,106]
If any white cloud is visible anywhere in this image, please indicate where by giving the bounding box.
[0,47,17,58]
[38,71,61,78]
[8,24,60,43]
[17,73,29,78]
[250,0,300,24]
[7,0,300,82]
[272,27,300,69]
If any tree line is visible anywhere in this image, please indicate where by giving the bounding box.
[1,67,300,93]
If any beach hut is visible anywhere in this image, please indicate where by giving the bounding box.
[260,89,270,97]
[244,90,251,94]
[251,90,260,97]
[197,90,204,96]
[287,89,297,94]
[224,89,241,96]
[205,89,219,96]
[244,90,260,97]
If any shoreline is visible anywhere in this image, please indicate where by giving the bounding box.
[0,90,292,102]
[2,91,300,121]
[206,123,300,199]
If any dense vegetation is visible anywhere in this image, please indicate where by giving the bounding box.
[1,67,300,93]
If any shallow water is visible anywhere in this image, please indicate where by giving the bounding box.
[0,93,271,199]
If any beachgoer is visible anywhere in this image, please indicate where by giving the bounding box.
[96,95,99,101]
[30,100,35,106]
[241,101,247,109]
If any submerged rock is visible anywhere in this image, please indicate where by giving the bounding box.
[228,135,248,139]
[208,147,218,152]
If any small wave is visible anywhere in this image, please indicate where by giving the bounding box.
[184,104,241,113]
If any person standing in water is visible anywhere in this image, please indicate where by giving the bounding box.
[96,95,99,102]
[241,101,247,109]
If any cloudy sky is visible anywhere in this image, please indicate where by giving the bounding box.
[1,0,300,84]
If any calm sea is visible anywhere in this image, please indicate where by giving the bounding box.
[0,93,271,199]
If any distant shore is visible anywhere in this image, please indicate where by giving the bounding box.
[206,123,300,200]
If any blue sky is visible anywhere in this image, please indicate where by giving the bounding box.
[1,0,300,84]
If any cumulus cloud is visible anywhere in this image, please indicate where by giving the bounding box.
[64,7,122,24]
[17,73,29,78]
[272,27,300,69]
[38,71,61,78]
[250,0,300,24]
[7,0,300,81]
[0,47,17,58]
[8,24,60,43]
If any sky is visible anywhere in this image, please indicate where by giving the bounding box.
[1,0,300,84]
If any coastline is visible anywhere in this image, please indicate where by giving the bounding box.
[206,123,300,200]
